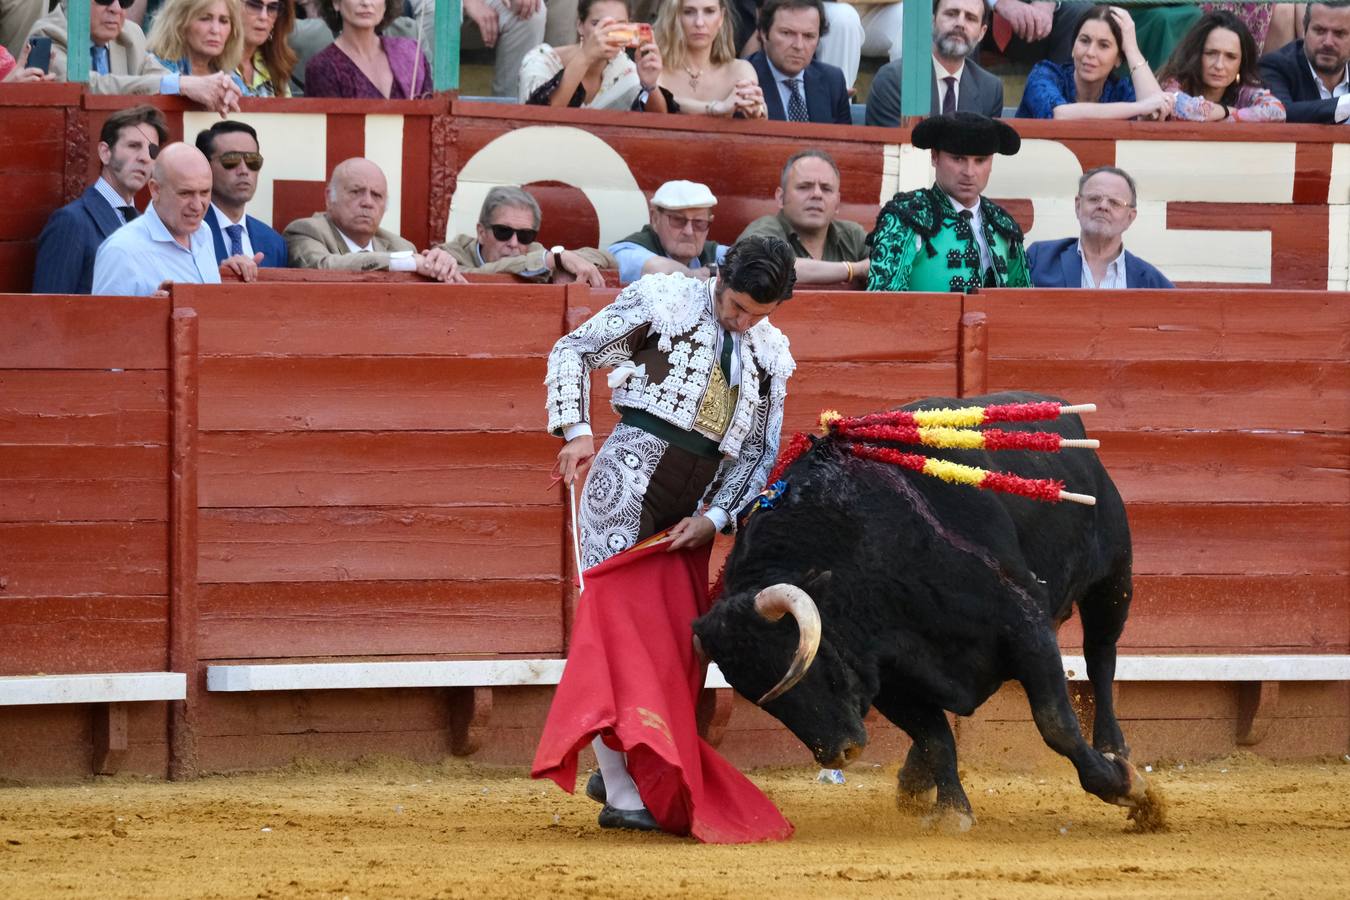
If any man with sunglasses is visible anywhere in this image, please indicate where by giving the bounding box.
[607,181,728,285]
[32,104,168,294]
[196,121,289,270]
[26,0,241,115]
[439,186,612,286]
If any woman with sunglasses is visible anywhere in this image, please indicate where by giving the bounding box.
[305,0,430,99]
[655,0,766,118]
[1156,9,1286,122]
[519,0,670,112]
[146,0,248,92]
[236,0,297,95]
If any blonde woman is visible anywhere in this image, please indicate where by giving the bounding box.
[147,0,247,92]
[656,0,766,117]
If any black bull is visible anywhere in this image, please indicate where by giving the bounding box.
[693,391,1155,829]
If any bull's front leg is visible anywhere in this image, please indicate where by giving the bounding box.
[1077,564,1133,757]
[872,695,974,833]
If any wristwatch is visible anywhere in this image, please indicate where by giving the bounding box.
[550,245,565,270]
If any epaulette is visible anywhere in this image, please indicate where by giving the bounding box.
[981,197,1025,243]
[869,188,944,245]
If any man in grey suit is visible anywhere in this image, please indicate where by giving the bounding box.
[865,0,1004,127]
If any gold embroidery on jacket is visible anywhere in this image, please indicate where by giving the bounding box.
[694,363,738,440]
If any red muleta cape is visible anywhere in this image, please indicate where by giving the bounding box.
[531,539,793,844]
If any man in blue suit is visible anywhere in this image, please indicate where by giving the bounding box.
[1027,167,1174,290]
[748,0,851,125]
[1258,2,1350,124]
[195,121,288,269]
[32,105,169,293]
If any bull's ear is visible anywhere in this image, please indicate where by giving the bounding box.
[802,569,832,593]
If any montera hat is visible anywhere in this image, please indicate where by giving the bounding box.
[651,180,718,210]
[912,112,1021,157]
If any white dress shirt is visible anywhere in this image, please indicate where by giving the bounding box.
[1306,56,1350,123]
[1077,241,1128,289]
[337,227,418,271]
[93,177,137,225]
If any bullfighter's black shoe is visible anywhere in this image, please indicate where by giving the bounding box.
[585,771,606,804]
[598,805,662,832]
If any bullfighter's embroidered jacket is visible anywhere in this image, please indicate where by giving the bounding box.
[546,272,795,529]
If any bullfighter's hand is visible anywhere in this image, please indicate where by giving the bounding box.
[222,252,264,282]
[667,515,715,550]
[553,434,595,486]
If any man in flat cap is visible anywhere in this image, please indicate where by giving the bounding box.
[867,112,1030,292]
[608,181,728,285]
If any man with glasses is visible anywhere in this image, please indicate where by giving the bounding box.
[607,181,727,285]
[196,121,288,269]
[32,104,168,294]
[285,157,465,281]
[439,185,612,286]
[1027,166,1173,289]
[26,0,240,114]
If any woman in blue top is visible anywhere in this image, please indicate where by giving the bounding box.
[1017,6,1171,121]
[147,0,249,94]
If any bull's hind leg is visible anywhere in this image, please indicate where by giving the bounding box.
[873,696,974,832]
[1077,563,1133,757]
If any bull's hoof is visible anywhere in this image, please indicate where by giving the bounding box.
[919,806,976,834]
[895,786,936,815]
[1103,753,1168,832]
[1102,752,1148,807]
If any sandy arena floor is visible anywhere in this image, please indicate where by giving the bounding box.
[1,753,1347,899]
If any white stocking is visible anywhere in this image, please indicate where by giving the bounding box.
[591,736,644,811]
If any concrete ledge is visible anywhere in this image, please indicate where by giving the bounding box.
[1063,655,1350,681]
[0,673,187,706]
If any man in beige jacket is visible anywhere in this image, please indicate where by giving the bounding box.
[440,186,613,286]
[286,158,465,281]
[25,1,239,113]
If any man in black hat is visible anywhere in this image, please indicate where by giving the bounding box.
[866,112,1030,292]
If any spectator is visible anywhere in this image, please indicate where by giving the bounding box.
[982,0,1088,68]
[2,37,53,81]
[146,0,248,95]
[236,0,297,95]
[813,1,905,90]
[655,0,766,117]
[519,0,669,111]
[25,0,241,113]
[1158,9,1287,121]
[195,120,288,268]
[32,104,168,294]
[439,185,614,285]
[3,0,47,58]
[1027,166,1174,289]
[737,149,870,285]
[305,0,430,98]
[409,0,546,99]
[867,0,1004,126]
[285,157,466,280]
[1016,5,1172,120]
[1260,1,1350,124]
[608,179,727,283]
[867,112,1030,292]
[748,0,850,124]
[93,143,261,295]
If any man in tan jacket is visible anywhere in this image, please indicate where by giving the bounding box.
[440,186,613,286]
[285,158,465,281]
[26,1,239,114]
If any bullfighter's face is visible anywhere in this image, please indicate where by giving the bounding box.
[714,284,780,334]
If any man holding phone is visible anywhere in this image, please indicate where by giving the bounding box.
[25,0,240,114]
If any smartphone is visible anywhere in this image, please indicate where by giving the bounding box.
[26,35,52,74]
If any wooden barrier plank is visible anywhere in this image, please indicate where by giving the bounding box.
[0,244,37,297]
[176,284,564,357]
[1096,431,1349,504]
[198,357,546,432]
[0,370,170,444]
[198,580,563,658]
[1056,575,1349,653]
[0,522,168,598]
[768,293,960,362]
[980,360,1348,432]
[198,506,562,584]
[199,431,560,508]
[0,296,170,369]
[1130,503,1349,576]
[198,686,448,737]
[0,596,170,676]
[0,445,168,523]
[972,292,1349,361]
[782,363,959,434]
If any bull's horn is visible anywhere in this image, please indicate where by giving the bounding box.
[753,584,822,705]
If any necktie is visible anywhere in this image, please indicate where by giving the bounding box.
[719,329,733,381]
[941,75,957,114]
[91,45,110,76]
[225,223,244,258]
[785,77,808,123]
[993,14,1014,51]
[118,206,139,223]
